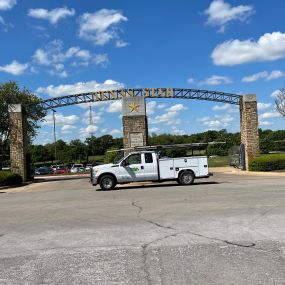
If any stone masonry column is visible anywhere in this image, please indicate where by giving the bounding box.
[240,94,260,170]
[8,104,28,182]
[122,97,148,151]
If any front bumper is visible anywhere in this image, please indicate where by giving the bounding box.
[90,176,98,186]
[90,168,98,186]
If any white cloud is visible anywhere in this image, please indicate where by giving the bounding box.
[199,75,232,86]
[167,104,187,112]
[0,60,28,75]
[212,104,231,111]
[259,121,273,127]
[49,63,68,78]
[61,125,76,134]
[271,90,281,98]
[197,116,211,122]
[242,70,285,82]
[79,9,128,46]
[116,40,129,48]
[0,15,12,30]
[259,111,281,119]
[79,125,99,139]
[0,0,16,10]
[81,110,103,125]
[109,129,122,136]
[28,7,75,24]
[257,103,272,111]
[36,79,124,98]
[171,127,186,135]
[92,53,109,67]
[150,111,177,124]
[33,49,50,65]
[198,114,234,129]
[212,32,285,66]
[266,70,285,81]
[45,113,79,126]
[106,100,122,113]
[150,106,186,125]
[32,40,107,77]
[187,78,195,84]
[166,118,182,126]
[149,127,160,134]
[0,16,4,25]
[204,0,254,33]
[157,103,167,109]
[146,101,156,115]
[242,71,268,82]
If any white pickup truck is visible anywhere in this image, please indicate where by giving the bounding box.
[91,151,212,190]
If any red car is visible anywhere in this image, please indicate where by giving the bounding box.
[52,166,70,174]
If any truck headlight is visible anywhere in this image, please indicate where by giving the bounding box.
[94,167,99,174]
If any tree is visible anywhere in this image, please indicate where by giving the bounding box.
[0,81,46,169]
[275,87,285,117]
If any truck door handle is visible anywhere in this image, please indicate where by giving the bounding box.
[141,166,144,169]
[170,167,173,170]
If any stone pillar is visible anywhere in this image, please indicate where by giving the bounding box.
[9,104,28,182]
[240,94,260,170]
[122,97,148,151]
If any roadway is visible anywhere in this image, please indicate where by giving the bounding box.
[0,173,284,284]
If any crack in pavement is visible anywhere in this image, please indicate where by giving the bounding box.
[131,201,175,231]
[131,201,256,248]
[130,200,285,284]
[250,201,285,225]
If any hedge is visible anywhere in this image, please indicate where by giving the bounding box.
[0,171,23,186]
[249,154,285,172]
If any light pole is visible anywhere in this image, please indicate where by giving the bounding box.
[52,109,57,164]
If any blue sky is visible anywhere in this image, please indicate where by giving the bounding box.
[0,0,285,144]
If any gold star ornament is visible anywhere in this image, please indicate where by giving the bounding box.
[129,103,140,113]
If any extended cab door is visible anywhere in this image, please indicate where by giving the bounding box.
[142,153,159,181]
[118,153,145,182]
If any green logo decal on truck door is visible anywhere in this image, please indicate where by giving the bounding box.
[130,167,139,172]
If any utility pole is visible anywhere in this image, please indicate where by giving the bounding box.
[52,109,57,164]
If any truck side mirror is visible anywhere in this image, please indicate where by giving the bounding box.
[121,160,127,167]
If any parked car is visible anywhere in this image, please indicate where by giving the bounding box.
[52,165,69,175]
[71,164,84,173]
[85,164,93,171]
[50,165,59,172]
[35,166,52,175]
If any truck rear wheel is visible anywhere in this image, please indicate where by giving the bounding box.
[178,171,194,185]
[99,175,116,190]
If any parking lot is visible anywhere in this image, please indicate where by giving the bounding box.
[0,173,285,285]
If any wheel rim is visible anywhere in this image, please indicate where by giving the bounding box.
[102,177,113,189]
[182,173,192,184]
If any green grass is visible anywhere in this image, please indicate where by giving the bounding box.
[208,156,229,167]
[88,155,105,163]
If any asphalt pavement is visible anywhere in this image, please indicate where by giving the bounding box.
[0,173,285,284]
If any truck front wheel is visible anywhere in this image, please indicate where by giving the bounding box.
[178,171,194,185]
[99,175,116,190]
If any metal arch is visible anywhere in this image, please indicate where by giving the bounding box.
[36,88,242,110]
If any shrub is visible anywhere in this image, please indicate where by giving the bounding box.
[104,149,123,164]
[0,171,23,186]
[249,154,285,171]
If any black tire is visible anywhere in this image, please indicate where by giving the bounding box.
[178,171,195,185]
[99,175,116,190]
